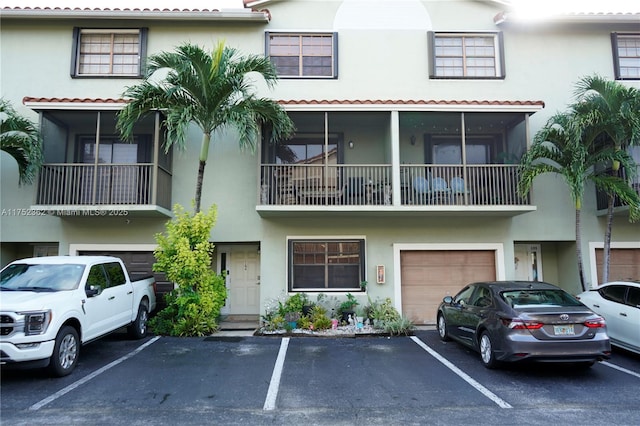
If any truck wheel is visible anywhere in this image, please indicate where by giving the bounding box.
[128,304,149,339]
[49,326,79,377]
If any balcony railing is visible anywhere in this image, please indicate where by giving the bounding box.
[259,164,529,207]
[36,163,172,210]
[596,165,640,211]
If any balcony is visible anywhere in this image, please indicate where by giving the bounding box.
[20,104,173,218]
[33,163,172,217]
[257,163,532,217]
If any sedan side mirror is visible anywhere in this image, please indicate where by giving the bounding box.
[443,296,453,304]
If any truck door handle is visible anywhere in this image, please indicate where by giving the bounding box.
[620,312,627,317]
[108,296,115,300]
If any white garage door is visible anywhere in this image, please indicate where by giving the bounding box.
[401,250,496,325]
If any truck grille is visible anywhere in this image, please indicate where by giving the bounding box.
[1,314,15,336]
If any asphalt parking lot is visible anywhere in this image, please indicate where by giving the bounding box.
[1,329,639,426]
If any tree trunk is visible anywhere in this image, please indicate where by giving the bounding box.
[575,208,587,292]
[194,133,212,214]
[602,160,620,285]
[194,159,206,213]
[602,195,615,284]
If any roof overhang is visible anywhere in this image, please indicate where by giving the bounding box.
[279,99,545,113]
[23,97,127,111]
[0,7,270,22]
[23,97,545,113]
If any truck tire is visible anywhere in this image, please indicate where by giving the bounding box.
[128,304,149,339]
[49,326,80,377]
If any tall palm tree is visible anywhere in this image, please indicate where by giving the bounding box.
[117,42,295,213]
[0,98,43,185]
[572,75,640,283]
[518,111,639,291]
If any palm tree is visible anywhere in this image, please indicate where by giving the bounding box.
[117,42,295,213]
[0,98,43,185]
[518,111,639,291]
[572,75,640,283]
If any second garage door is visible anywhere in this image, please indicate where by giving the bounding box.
[401,250,496,325]
[595,248,640,283]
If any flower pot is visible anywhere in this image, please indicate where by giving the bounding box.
[341,310,355,324]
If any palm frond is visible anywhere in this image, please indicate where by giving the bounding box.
[0,98,43,185]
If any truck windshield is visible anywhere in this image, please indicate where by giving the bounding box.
[0,263,85,292]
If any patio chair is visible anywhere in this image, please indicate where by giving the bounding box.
[450,176,471,205]
[430,176,451,204]
[412,176,430,205]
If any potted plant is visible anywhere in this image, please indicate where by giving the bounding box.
[338,293,359,324]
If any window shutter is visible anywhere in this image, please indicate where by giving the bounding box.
[70,27,80,77]
[427,31,435,78]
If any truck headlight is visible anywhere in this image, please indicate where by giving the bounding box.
[20,311,52,335]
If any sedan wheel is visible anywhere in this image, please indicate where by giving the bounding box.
[479,332,498,369]
[437,314,449,341]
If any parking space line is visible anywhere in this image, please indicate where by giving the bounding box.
[601,361,640,379]
[410,336,513,409]
[263,337,289,411]
[29,336,161,411]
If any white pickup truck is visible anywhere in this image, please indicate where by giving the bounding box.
[0,256,156,376]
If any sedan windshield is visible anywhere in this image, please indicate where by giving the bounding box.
[501,289,583,308]
[0,263,85,291]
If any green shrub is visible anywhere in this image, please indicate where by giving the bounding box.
[383,317,415,336]
[149,204,226,336]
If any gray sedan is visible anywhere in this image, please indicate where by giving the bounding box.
[436,281,611,368]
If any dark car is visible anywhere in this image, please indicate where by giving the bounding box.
[436,281,611,368]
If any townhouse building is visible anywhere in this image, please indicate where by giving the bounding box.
[1,0,638,324]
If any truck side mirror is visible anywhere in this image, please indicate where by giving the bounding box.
[85,285,101,297]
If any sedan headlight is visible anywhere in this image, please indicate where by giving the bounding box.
[20,310,52,335]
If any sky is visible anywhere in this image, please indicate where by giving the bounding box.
[1,0,639,13]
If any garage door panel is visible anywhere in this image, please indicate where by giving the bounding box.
[595,249,640,282]
[401,250,496,325]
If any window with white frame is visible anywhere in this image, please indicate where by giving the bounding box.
[71,28,147,77]
[612,33,640,80]
[289,239,364,291]
[429,32,504,79]
[266,32,337,78]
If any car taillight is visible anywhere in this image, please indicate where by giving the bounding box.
[501,318,544,330]
[584,317,606,328]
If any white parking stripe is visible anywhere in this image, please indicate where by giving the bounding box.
[263,337,289,411]
[601,361,640,379]
[29,336,161,411]
[410,336,513,409]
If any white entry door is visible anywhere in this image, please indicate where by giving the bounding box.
[514,244,542,282]
[223,245,260,315]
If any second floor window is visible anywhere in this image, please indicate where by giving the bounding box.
[266,32,337,78]
[429,32,504,79]
[72,28,147,77]
[612,33,640,80]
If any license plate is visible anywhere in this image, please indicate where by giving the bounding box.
[553,324,575,336]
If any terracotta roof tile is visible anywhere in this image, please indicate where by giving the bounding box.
[24,97,545,109]
[23,97,126,104]
[279,99,545,107]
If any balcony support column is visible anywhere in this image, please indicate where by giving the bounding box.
[152,111,160,206]
[391,111,401,207]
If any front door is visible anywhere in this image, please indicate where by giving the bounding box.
[220,245,260,315]
[514,244,542,281]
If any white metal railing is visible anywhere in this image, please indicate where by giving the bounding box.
[260,164,529,206]
[36,163,171,209]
